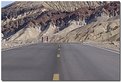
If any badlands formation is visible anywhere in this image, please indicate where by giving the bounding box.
[1,1,120,51]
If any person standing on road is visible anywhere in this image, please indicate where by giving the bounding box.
[42,37,43,43]
[47,36,48,42]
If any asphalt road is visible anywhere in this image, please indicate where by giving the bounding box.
[2,43,58,81]
[2,43,120,81]
[59,44,120,81]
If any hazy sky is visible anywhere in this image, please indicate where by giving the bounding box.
[1,1,15,8]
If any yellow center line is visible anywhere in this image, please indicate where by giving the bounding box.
[53,74,59,80]
[53,46,60,80]
[57,54,60,57]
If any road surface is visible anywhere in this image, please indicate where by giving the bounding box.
[2,43,120,81]
[59,44,119,81]
[2,43,58,81]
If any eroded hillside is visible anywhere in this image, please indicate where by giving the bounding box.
[1,1,120,50]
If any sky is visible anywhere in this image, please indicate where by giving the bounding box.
[1,1,15,8]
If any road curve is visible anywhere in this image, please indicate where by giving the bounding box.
[2,43,58,81]
[59,44,119,81]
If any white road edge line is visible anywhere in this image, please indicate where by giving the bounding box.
[2,42,37,52]
[83,44,120,54]
[2,45,24,52]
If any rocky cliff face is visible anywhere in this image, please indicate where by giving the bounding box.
[1,1,120,49]
[50,16,119,42]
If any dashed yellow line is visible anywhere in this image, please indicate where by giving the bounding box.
[58,48,60,50]
[53,46,60,80]
[57,54,60,58]
[53,74,59,80]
